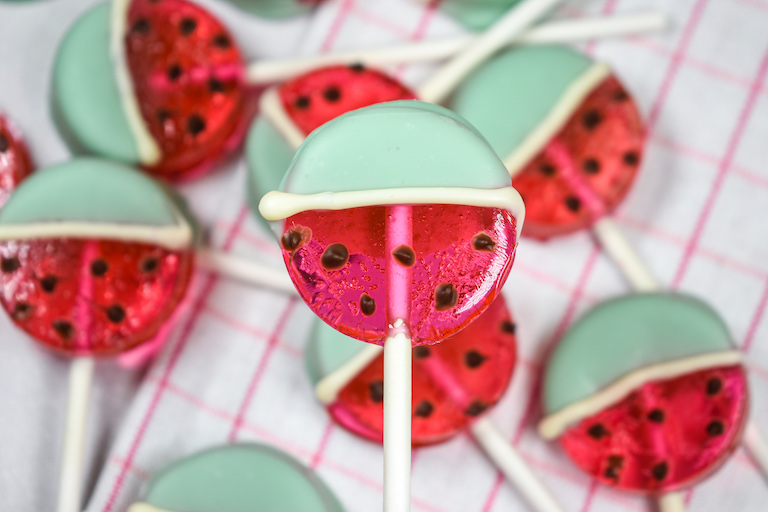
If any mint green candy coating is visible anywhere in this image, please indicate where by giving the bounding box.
[280,100,511,195]
[306,317,369,387]
[140,443,345,512]
[449,46,594,163]
[52,2,140,164]
[246,115,296,227]
[226,0,314,18]
[0,159,181,228]
[544,293,734,415]
[441,0,524,30]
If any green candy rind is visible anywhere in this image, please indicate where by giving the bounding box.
[226,0,314,18]
[139,443,345,512]
[543,293,735,415]
[440,0,524,30]
[306,318,369,388]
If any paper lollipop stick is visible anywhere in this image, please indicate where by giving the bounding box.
[247,12,668,85]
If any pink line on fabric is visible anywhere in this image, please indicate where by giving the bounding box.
[672,44,768,287]
[101,206,250,512]
[228,298,298,441]
[310,422,335,469]
[584,0,618,55]
[742,279,768,353]
[320,0,357,53]
[579,479,600,512]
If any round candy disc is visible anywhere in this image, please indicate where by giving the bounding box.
[540,293,748,494]
[0,159,195,356]
[0,113,33,208]
[307,295,517,446]
[259,100,523,346]
[439,0,524,30]
[127,443,344,512]
[450,46,645,239]
[53,0,245,181]
[247,64,415,223]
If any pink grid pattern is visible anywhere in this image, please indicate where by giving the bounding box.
[80,1,768,511]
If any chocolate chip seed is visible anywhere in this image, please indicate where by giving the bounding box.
[652,461,669,481]
[500,321,516,334]
[604,455,624,480]
[179,17,197,35]
[583,158,601,174]
[187,115,206,136]
[323,86,341,102]
[623,151,639,166]
[167,64,182,81]
[107,305,126,323]
[414,401,434,418]
[392,245,415,266]
[565,196,581,212]
[294,96,311,110]
[13,302,32,320]
[587,424,609,440]
[53,320,74,340]
[465,400,488,417]
[465,350,487,369]
[281,230,303,251]
[40,275,58,293]
[141,258,159,273]
[539,163,556,177]
[582,110,603,130]
[472,233,496,252]
[321,244,349,270]
[706,377,723,395]
[1,257,20,273]
[707,420,725,436]
[212,33,231,49]
[369,380,384,403]
[413,346,430,359]
[613,89,629,102]
[360,294,376,316]
[0,134,8,153]
[131,18,150,34]
[349,63,365,72]
[209,78,225,93]
[435,283,458,311]
[647,409,665,423]
[91,259,108,277]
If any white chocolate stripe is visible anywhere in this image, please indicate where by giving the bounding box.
[127,503,173,512]
[316,344,383,405]
[260,86,306,151]
[538,350,744,440]
[111,0,161,165]
[504,62,611,178]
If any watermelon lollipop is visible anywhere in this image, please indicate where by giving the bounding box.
[127,443,344,512]
[539,293,750,508]
[0,112,33,208]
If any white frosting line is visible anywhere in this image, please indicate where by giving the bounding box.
[315,344,383,405]
[260,186,525,237]
[538,350,744,440]
[260,86,305,151]
[127,504,173,512]
[111,0,161,165]
[504,62,611,178]
[0,211,193,250]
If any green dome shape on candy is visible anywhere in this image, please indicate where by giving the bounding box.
[129,444,345,512]
[226,0,316,18]
[440,0,524,30]
[306,317,370,388]
[543,293,736,418]
[0,158,192,249]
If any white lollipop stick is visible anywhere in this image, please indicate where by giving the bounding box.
[57,357,95,512]
[246,12,668,85]
[196,248,297,295]
[658,492,686,512]
[315,344,383,404]
[471,418,565,512]
[591,218,658,291]
[418,0,566,104]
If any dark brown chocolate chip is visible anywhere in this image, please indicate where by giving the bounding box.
[500,320,516,334]
[605,455,623,480]
[583,158,601,174]
[212,33,231,49]
[141,258,159,273]
[652,461,669,481]
[53,320,74,339]
[369,380,384,403]
[131,18,150,34]
[0,134,8,153]
[605,466,620,480]
[539,163,556,176]
[565,196,581,212]
[392,245,415,266]
[321,244,349,270]
[1,257,20,273]
[187,115,206,136]
[179,17,197,35]
[167,64,182,81]
[623,151,639,166]
[360,294,376,316]
[707,420,725,436]
[582,110,602,130]
[465,350,487,369]
[208,78,225,93]
[472,233,496,252]
[349,63,365,72]
[706,377,723,395]
[435,283,458,311]
[465,400,488,417]
[613,89,629,102]
[106,305,126,323]
[13,302,32,320]
[413,346,430,359]
[91,259,108,276]
[647,409,665,423]
[157,109,171,122]
[294,96,311,109]
[323,86,341,102]
[587,423,609,439]
[414,400,434,418]
[281,230,303,251]
[40,275,58,293]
